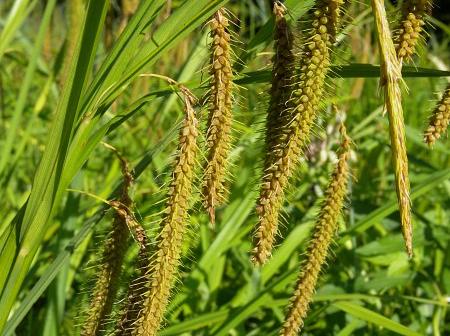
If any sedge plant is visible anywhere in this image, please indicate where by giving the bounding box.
[1,1,450,335]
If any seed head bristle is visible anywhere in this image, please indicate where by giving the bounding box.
[114,206,150,335]
[424,84,450,145]
[372,0,413,257]
[262,2,295,178]
[202,8,234,225]
[251,2,295,265]
[394,0,432,64]
[81,148,134,336]
[280,123,351,336]
[81,220,128,336]
[252,0,344,266]
[133,90,198,336]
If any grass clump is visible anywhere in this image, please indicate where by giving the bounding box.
[2,2,450,335]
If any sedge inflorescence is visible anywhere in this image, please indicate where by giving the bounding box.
[81,148,134,336]
[115,207,150,335]
[372,0,413,257]
[395,0,432,63]
[262,1,295,164]
[202,8,234,225]
[280,124,351,336]
[424,84,450,145]
[81,216,128,336]
[252,0,344,266]
[133,89,198,336]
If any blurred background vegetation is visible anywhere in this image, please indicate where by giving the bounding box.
[0,0,449,335]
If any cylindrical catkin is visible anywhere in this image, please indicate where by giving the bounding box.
[133,93,198,336]
[202,9,233,225]
[81,149,134,336]
[424,84,450,145]
[81,219,128,336]
[262,1,295,168]
[394,0,432,63]
[280,124,351,336]
[252,1,295,265]
[253,0,344,266]
[115,206,150,335]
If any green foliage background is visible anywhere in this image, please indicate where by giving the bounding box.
[0,0,449,335]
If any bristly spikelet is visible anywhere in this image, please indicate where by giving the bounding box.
[261,1,295,188]
[202,8,233,225]
[133,90,198,336]
[372,0,413,257]
[394,0,432,63]
[81,148,134,336]
[114,204,150,335]
[424,84,450,145]
[280,124,351,336]
[252,0,344,266]
[81,219,128,336]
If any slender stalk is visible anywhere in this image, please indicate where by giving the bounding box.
[372,0,413,257]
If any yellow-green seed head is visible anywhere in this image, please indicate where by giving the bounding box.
[132,92,198,336]
[115,208,150,335]
[372,0,413,257]
[395,0,432,62]
[280,124,351,336]
[81,148,134,336]
[81,219,128,336]
[202,8,234,225]
[424,84,450,145]
[263,1,295,159]
[252,0,344,266]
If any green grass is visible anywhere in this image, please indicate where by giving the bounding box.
[0,0,449,335]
